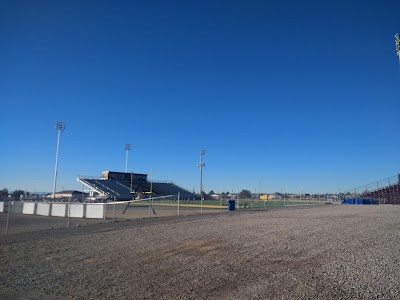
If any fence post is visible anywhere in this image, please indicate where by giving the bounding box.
[149,197,151,216]
[67,198,71,228]
[397,176,400,205]
[178,193,180,216]
[5,201,11,235]
[113,196,116,221]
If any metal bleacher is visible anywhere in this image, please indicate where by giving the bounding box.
[77,171,195,201]
[151,182,195,199]
[342,174,400,205]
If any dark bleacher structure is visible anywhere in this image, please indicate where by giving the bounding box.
[342,174,400,205]
[361,182,400,205]
[77,171,196,201]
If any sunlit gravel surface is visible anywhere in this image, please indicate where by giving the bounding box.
[1,204,400,299]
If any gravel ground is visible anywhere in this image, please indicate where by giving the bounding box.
[0,213,112,235]
[1,204,400,299]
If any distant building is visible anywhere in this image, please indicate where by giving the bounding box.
[47,190,88,200]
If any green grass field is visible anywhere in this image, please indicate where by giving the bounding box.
[140,198,328,209]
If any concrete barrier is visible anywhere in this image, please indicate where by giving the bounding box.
[3,201,106,220]
[51,203,67,217]
[22,202,36,215]
[11,202,23,214]
[86,203,105,219]
[68,204,84,218]
[36,203,51,216]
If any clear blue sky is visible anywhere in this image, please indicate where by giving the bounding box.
[1,0,399,194]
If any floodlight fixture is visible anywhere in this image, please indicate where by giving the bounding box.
[52,121,65,199]
[395,33,400,76]
[125,144,131,173]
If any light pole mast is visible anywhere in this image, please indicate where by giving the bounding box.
[125,144,131,173]
[197,149,206,213]
[53,121,65,199]
[396,33,400,71]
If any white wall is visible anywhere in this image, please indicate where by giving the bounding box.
[86,203,105,219]
[68,204,84,218]
[3,201,106,220]
[22,202,35,215]
[51,203,66,217]
[36,203,51,216]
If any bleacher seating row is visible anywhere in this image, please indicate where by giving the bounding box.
[78,173,196,201]
[344,180,400,205]
[361,183,400,205]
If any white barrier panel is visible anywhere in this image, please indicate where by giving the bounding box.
[22,202,35,215]
[86,203,105,219]
[51,203,66,217]
[36,203,51,216]
[12,202,23,214]
[0,202,3,212]
[68,204,84,218]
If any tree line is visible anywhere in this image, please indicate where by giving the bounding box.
[204,189,252,199]
[0,188,28,200]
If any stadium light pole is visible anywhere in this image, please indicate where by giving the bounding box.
[125,144,131,173]
[396,33,400,72]
[197,149,206,213]
[52,121,65,199]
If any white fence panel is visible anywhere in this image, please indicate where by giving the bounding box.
[51,203,66,217]
[22,202,35,215]
[86,203,105,219]
[36,203,51,216]
[68,204,84,218]
[12,202,23,214]
[0,202,3,212]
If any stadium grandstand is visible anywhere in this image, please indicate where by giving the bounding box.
[342,174,400,205]
[77,171,196,201]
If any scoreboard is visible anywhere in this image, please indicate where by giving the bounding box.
[102,171,148,182]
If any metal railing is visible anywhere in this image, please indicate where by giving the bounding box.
[341,174,400,205]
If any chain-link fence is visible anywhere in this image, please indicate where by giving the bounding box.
[341,174,400,205]
[1,191,337,235]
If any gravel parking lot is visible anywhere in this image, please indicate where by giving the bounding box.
[1,204,400,299]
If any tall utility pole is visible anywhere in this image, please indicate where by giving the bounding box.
[396,33,400,75]
[125,144,131,173]
[53,121,65,199]
[197,149,206,213]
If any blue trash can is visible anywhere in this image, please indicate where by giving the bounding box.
[228,200,236,211]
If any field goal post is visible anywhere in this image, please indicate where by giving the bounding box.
[121,194,176,215]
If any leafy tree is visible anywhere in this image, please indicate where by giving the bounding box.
[208,190,214,195]
[11,190,24,200]
[0,188,8,199]
[238,189,252,199]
